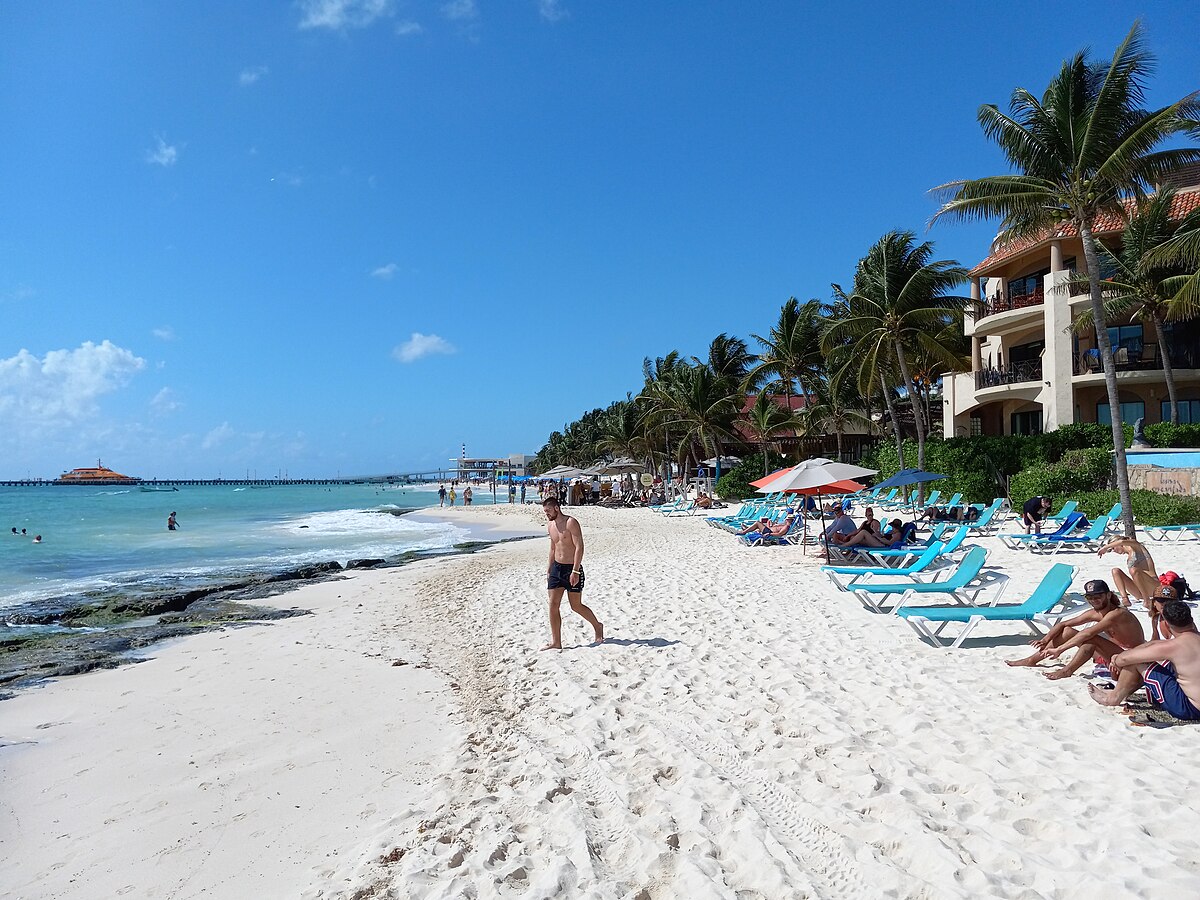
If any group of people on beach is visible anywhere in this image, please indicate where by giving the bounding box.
[1002,531,1200,720]
[436,483,472,507]
[806,496,1200,720]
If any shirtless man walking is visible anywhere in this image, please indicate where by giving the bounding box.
[1090,600,1200,721]
[541,497,603,650]
[1006,578,1144,679]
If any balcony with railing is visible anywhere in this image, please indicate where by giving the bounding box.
[1074,341,1200,376]
[975,359,1043,391]
[978,285,1045,319]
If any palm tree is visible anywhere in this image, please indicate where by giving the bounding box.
[824,231,968,484]
[801,379,873,463]
[932,23,1200,537]
[700,333,755,386]
[1071,189,1200,423]
[748,298,826,405]
[741,390,803,475]
[660,364,742,480]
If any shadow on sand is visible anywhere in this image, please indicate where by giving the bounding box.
[565,636,681,650]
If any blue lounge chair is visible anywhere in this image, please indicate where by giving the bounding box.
[998,512,1090,550]
[847,546,1003,614]
[1044,500,1078,523]
[1027,516,1110,554]
[963,499,1004,534]
[822,541,948,590]
[1144,524,1200,542]
[897,563,1080,649]
[862,524,969,568]
[740,514,804,546]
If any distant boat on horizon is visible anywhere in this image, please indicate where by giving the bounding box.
[56,460,141,486]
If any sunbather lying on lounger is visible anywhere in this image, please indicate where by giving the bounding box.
[836,517,904,550]
[1090,600,1200,720]
[742,513,798,540]
[1006,578,1145,680]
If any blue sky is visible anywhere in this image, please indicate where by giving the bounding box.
[2,1,1199,479]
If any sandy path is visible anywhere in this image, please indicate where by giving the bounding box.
[342,505,1200,899]
[6,501,1200,899]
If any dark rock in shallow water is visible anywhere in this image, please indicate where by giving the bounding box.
[346,558,387,570]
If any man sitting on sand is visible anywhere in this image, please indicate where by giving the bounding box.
[1090,599,1200,721]
[1006,578,1144,679]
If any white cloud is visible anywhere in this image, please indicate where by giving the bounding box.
[395,20,422,36]
[538,0,567,22]
[299,0,390,30]
[2,284,35,303]
[145,136,178,167]
[441,0,477,21]
[393,332,455,363]
[152,325,175,341]
[239,65,268,85]
[371,263,398,279]
[270,170,305,187]
[0,341,145,430]
[202,422,235,450]
[150,387,180,415]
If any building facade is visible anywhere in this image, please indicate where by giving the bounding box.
[943,172,1200,438]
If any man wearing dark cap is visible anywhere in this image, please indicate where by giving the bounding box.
[1006,578,1144,679]
[1091,600,1200,719]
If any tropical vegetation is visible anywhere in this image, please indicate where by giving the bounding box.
[532,24,1200,530]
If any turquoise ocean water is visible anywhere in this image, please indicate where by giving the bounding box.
[0,483,490,613]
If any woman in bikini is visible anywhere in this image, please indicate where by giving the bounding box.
[1097,536,1158,606]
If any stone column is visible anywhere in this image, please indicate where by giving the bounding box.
[1042,269,1076,430]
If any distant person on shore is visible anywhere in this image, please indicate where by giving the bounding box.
[464,486,473,506]
[508,483,516,504]
[1006,578,1144,679]
[1022,496,1053,534]
[520,483,527,503]
[438,484,447,508]
[167,511,179,531]
[448,487,456,506]
[1098,535,1158,606]
[1090,599,1200,720]
[541,497,603,650]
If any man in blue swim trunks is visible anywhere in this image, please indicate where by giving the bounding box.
[1089,600,1200,720]
[541,497,604,650]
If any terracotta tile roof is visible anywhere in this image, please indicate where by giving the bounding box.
[970,189,1200,276]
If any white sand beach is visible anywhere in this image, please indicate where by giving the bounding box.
[5,502,1200,898]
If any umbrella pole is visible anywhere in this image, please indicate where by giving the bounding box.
[816,489,826,558]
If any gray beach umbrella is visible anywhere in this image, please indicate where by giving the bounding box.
[598,457,643,475]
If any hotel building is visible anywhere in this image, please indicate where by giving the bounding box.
[942,167,1200,438]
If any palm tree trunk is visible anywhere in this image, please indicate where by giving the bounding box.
[880,378,906,468]
[1080,221,1137,537]
[1152,314,1179,424]
[894,340,928,503]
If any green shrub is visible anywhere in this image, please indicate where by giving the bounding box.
[1071,489,1200,527]
[1008,448,1114,502]
[1144,423,1200,448]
